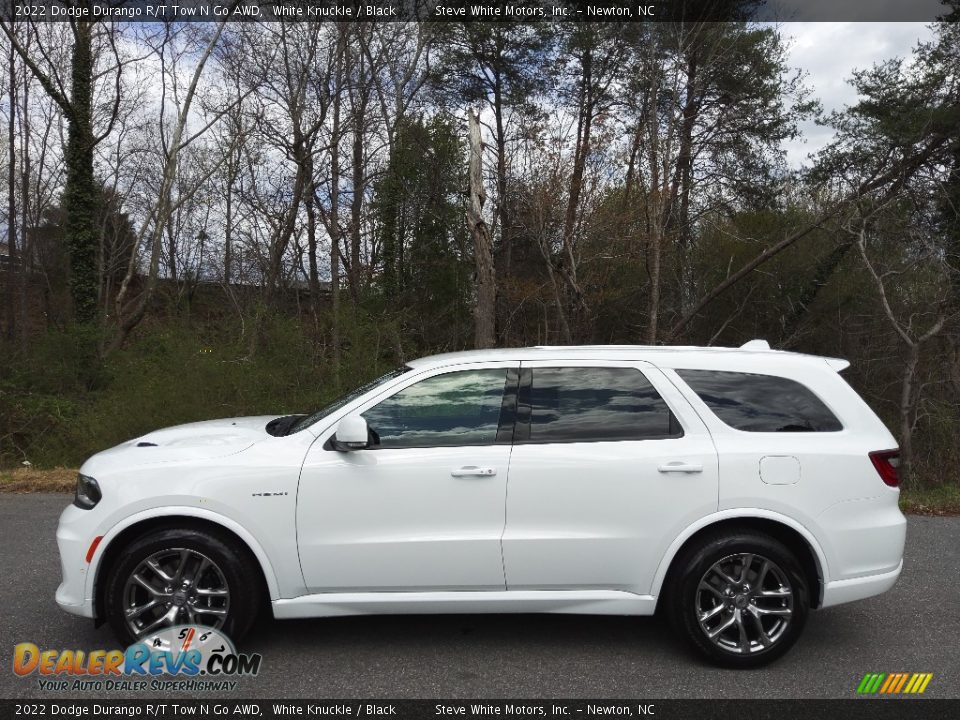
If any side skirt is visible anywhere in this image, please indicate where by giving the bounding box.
[272,589,657,619]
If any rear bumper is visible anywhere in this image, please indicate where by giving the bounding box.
[821,560,902,608]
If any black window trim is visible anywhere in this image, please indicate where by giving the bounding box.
[512,365,686,446]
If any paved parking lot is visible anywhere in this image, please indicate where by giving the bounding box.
[2,493,957,699]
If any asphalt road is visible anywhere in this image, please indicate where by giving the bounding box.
[2,493,958,700]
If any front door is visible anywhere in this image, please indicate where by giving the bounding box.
[297,363,517,593]
[501,361,719,595]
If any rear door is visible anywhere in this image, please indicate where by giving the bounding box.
[501,360,719,595]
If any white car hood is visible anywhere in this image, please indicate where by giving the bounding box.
[135,416,275,450]
[83,416,279,473]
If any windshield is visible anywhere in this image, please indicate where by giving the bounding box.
[286,366,411,435]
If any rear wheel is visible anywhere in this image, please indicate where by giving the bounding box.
[666,530,809,668]
[104,526,261,647]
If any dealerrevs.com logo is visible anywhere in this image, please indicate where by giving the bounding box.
[13,625,261,692]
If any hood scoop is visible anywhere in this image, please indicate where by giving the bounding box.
[136,441,158,448]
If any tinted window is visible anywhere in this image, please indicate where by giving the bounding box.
[676,369,842,432]
[522,367,682,443]
[362,369,508,448]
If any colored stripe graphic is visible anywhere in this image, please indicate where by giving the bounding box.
[905,673,933,694]
[879,674,897,693]
[857,672,932,694]
[892,673,909,693]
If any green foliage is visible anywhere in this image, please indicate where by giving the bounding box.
[0,312,402,468]
[429,22,551,113]
[371,115,473,350]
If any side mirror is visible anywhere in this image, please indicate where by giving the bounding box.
[333,414,370,451]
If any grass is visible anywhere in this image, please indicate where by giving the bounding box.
[2,467,959,517]
[1,317,400,470]
[898,483,960,516]
[0,466,77,493]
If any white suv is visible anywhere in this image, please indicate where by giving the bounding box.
[56,341,905,667]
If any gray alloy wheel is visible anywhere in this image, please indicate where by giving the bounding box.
[122,547,230,638]
[695,552,794,655]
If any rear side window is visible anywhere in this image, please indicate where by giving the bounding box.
[676,369,842,432]
[518,367,683,443]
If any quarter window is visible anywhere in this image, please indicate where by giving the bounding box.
[521,367,682,443]
[676,369,842,432]
[362,369,509,448]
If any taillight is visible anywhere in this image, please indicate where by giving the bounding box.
[869,450,900,487]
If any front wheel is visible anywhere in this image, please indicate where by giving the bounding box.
[103,526,261,647]
[666,530,810,668]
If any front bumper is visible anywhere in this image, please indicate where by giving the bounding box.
[55,503,97,619]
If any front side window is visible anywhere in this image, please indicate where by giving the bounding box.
[676,369,842,432]
[362,369,509,449]
[520,366,682,443]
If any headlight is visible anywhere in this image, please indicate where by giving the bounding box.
[74,474,102,510]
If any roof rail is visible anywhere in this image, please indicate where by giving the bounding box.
[740,339,771,350]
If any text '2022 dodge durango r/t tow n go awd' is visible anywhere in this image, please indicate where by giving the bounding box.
[56,341,906,667]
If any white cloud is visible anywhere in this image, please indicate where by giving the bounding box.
[781,22,935,168]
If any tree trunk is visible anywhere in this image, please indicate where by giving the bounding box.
[644,72,663,345]
[63,20,99,324]
[224,164,233,284]
[467,109,496,349]
[17,54,30,348]
[306,158,320,311]
[493,73,509,275]
[557,47,593,343]
[349,73,366,304]
[646,225,662,344]
[898,345,920,487]
[6,37,16,342]
[165,221,177,282]
[329,47,343,388]
[672,45,699,312]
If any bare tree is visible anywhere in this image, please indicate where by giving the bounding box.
[1,13,131,323]
[111,21,231,351]
[467,108,496,349]
[856,224,948,486]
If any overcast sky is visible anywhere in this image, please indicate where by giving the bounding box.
[782,22,935,167]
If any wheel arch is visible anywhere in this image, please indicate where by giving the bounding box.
[652,510,828,610]
[89,508,280,623]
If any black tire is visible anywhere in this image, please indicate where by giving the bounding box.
[664,529,809,668]
[104,526,261,647]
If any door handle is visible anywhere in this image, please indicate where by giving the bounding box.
[451,466,497,478]
[657,462,703,474]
